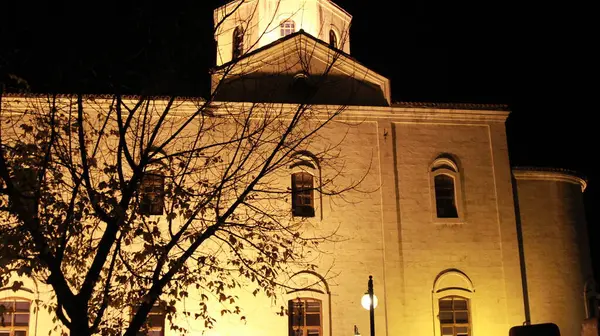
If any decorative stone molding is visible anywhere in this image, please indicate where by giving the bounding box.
[512,167,588,192]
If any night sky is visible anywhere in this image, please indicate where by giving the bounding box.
[1,0,597,277]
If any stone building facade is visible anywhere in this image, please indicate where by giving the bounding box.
[0,1,594,336]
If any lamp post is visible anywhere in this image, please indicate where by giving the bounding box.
[361,275,377,336]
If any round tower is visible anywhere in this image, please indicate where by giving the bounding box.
[513,168,592,336]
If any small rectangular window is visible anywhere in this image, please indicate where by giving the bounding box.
[291,172,315,217]
[140,173,165,215]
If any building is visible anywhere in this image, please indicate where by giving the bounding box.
[0,1,594,336]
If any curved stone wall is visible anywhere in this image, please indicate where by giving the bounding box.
[513,168,591,336]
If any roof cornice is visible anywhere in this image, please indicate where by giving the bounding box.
[512,167,588,192]
[0,94,510,122]
[212,31,392,104]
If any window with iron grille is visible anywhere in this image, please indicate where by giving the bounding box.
[132,305,166,336]
[288,298,321,336]
[140,173,165,215]
[281,20,296,37]
[291,172,314,217]
[439,296,470,336]
[434,174,458,218]
[232,26,244,59]
[0,298,30,336]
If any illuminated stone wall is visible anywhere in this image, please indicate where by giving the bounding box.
[214,0,351,66]
[0,97,592,336]
[514,169,592,336]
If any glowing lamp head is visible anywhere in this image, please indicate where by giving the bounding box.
[361,293,378,310]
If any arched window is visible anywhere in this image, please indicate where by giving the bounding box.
[430,156,464,222]
[139,148,169,216]
[434,174,458,218]
[290,152,320,218]
[291,172,314,217]
[432,269,474,336]
[232,26,244,59]
[328,29,337,49]
[439,296,471,336]
[285,271,330,336]
[139,172,165,215]
[0,297,31,335]
[281,20,296,37]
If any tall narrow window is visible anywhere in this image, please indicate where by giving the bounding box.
[281,20,296,37]
[329,29,337,48]
[439,296,470,336]
[291,172,314,217]
[434,174,458,218]
[289,298,322,336]
[140,172,165,215]
[9,167,37,214]
[430,156,463,222]
[232,26,244,59]
[131,305,165,336]
[0,298,30,336]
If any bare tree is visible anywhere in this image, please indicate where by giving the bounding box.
[0,2,366,335]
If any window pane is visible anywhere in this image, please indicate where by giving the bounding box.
[455,311,469,323]
[305,314,320,326]
[147,314,164,328]
[307,330,321,336]
[441,326,454,336]
[14,313,30,326]
[15,331,28,336]
[439,311,454,323]
[148,331,163,336]
[1,312,13,326]
[305,301,320,313]
[0,301,12,310]
[0,332,11,336]
[439,300,453,311]
[148,306,164,314]
[453,299,467,310]
[15,301,31,312]
[291,310,304,327]
[456,326,469,335]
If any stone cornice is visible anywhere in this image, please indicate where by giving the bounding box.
[392,101,509,111]
[0,95,510,123]
[211,31,392,104]
[512,167,588,192]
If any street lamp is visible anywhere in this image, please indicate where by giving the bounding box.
[360,275,377,336]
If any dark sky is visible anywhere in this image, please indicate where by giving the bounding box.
[1,0,597,276]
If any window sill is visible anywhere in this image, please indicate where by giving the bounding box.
[433,217,465,225]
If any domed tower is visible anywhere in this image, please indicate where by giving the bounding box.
[213,0,352,66]
[513,168,593,336]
